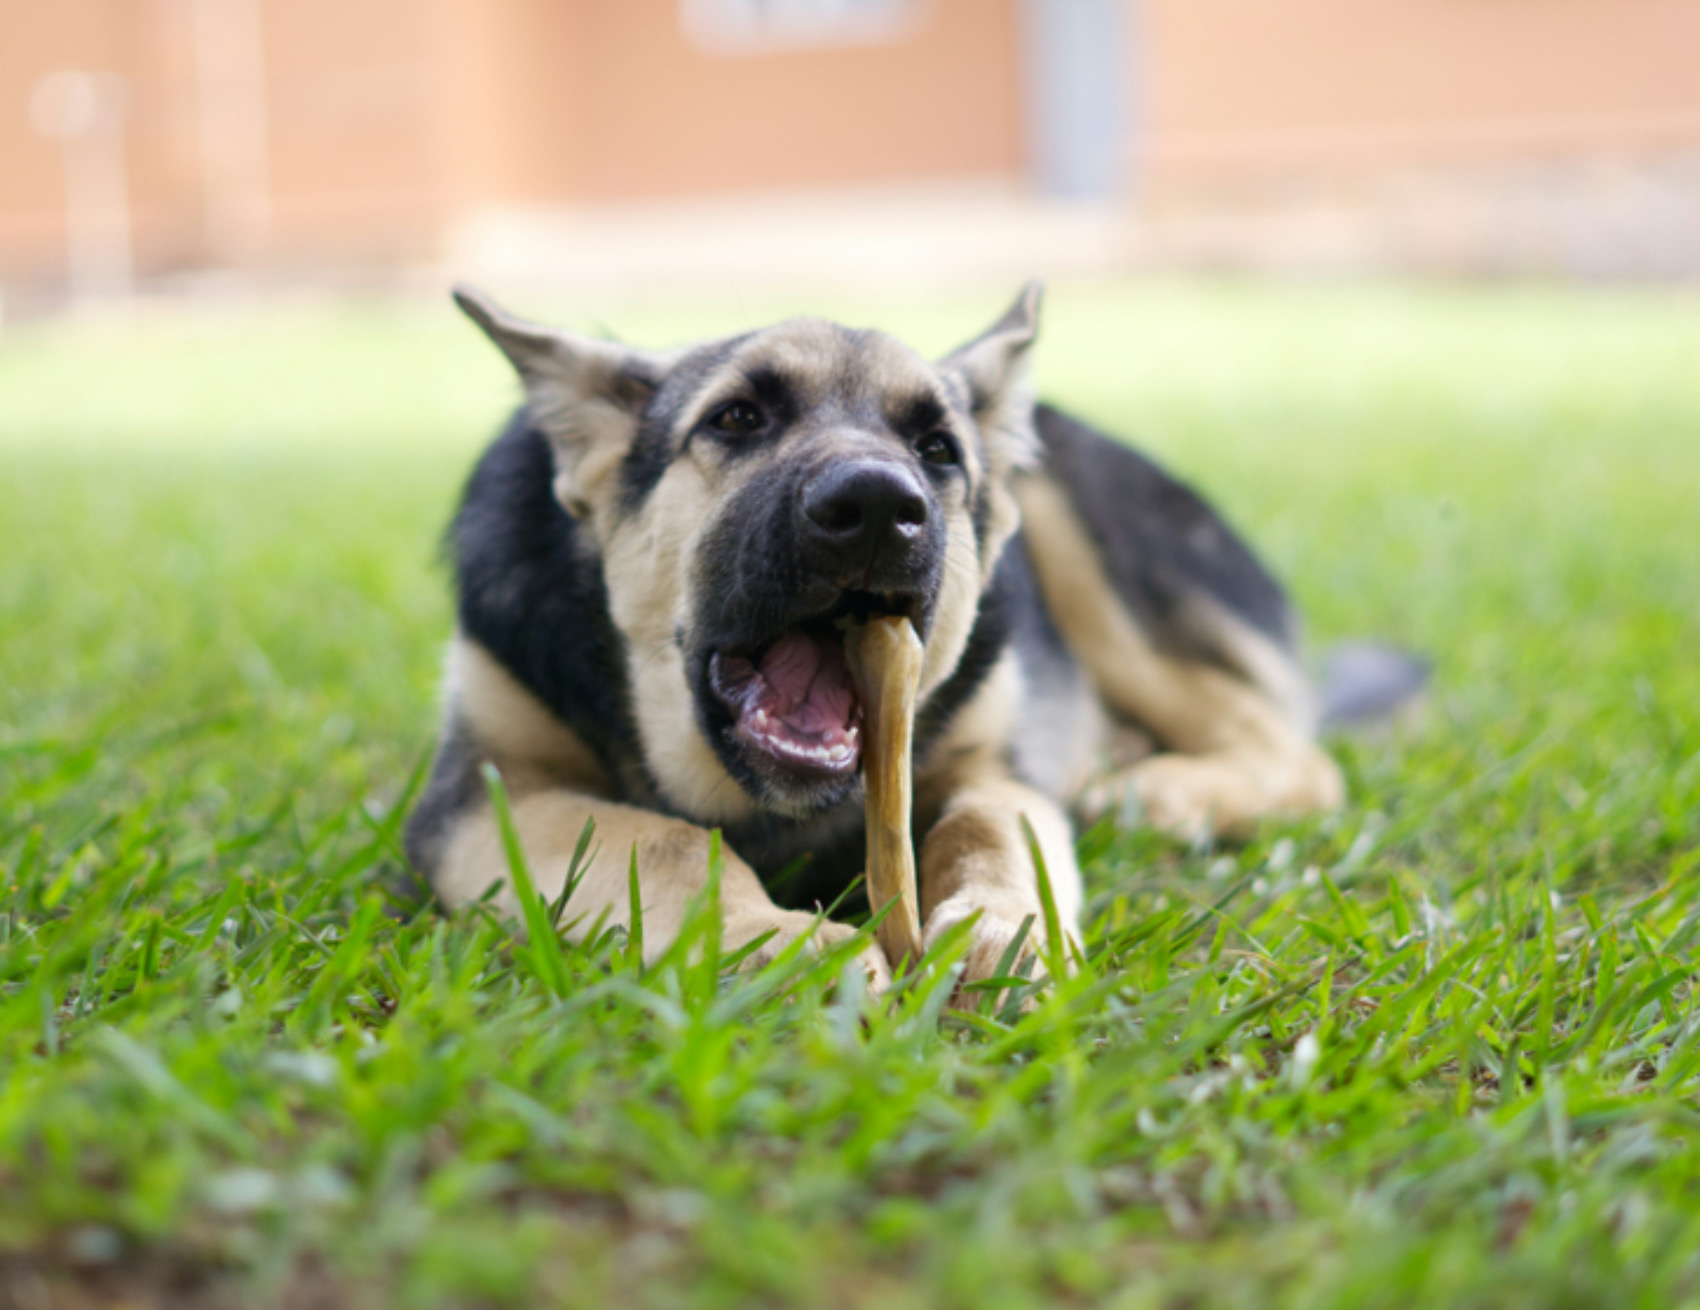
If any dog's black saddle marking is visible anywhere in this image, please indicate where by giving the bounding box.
[1035,403,1297,654]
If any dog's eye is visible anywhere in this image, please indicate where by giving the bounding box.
[709,401,765,435]
[917,431,959,467]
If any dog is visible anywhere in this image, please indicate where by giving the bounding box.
[405,285,1420,988]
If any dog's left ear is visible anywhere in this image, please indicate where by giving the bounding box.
[939,281,1043,476]
[454,284,671,528]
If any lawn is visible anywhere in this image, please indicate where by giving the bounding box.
[1,278,1697,1309]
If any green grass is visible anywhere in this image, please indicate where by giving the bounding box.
[2,278,1698,1309]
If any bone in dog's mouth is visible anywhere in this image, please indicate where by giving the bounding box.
[707,591,918,780]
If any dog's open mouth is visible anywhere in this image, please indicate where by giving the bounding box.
[707,592,917,781]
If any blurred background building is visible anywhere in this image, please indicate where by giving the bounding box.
[3,0,1699,313]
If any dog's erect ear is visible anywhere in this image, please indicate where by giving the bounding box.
[939,281,1043,475]
[454,285,669,526]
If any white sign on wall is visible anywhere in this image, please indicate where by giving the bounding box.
[680,0,925,55]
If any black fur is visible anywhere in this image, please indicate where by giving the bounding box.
[403,725,483,879]
[440,413,651,799]
[617,419,677,514]
[887,393,950,443]
[683,423,950,817]
[619,333,762,511]
[407,403,1062,912]
[409,396,1318,913]
[1034,403,1297,656]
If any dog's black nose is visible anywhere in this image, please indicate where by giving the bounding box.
[800,461,928,574]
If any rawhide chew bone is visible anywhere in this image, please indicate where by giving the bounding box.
[845,615,926,968]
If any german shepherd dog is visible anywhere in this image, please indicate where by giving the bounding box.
[406,286,1410,988]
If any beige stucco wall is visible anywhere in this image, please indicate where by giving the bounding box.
[0,0,193,274]
[0,0,1023,285]
[1144,0,1700,185]
[256,0,442,259]
[0,0,449,279]
[413,0,1025,207]
[8,0,1700,286]
[555,0,1023,201]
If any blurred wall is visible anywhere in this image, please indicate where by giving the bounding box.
[0,1,193,276]
[1146,0,1700,183]
[530,0,1022,201]
[5,0,1700,293]
[1138,0,1700,275]
[0,0,1024,290]
[0,0,448,281]
[261,0,441,260]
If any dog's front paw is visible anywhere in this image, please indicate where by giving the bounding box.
[725,908,892,992]
[922,891,1060,997]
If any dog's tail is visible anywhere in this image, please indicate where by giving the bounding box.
[1314,641,1432,730]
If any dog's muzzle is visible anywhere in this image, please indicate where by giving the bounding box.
[693,455,945,804]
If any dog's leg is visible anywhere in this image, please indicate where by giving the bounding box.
[918,775,1083,986]
[1046,549,1343,839]
[1073,680,1345,842]
[1017,444,1343,842]
[408,636,890,983]
[433,790,886,979]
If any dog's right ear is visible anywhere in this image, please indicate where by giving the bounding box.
[454,285,669,526]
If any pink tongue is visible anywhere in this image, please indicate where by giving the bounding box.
[759,632,856,735]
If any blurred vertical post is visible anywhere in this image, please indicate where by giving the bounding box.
[30,71,134,309]
[1023,0,1131,200]
[191,0,272,266]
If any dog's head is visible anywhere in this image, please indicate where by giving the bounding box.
[457,287,1041,822]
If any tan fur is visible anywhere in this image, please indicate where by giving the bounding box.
[601,458,760,824]
[431,284,1344,998]
[441,620,886,982]
[437,789,888,985]
[433,292,1066,989]
[940,287,1040,583]
[920,776,1082,988]
[1016,471,1343,840]
[452,288,676,534]
[916,652,1022,803]
[448,635,613,794]
[910,654,1085,989]
[590,318,993,822]
[1176,592,1320,734]
[942,282,1044,478]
